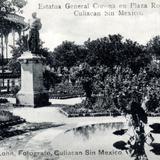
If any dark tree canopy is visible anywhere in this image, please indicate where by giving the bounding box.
[123,39,150,73]
[53,41,87,69]
[147,36,160,58]
[30,34,151,75]
[83,35,150,73]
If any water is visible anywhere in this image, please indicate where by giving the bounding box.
[51,122,160,160]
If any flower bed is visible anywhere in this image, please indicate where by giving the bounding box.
[59,103,121,118]
[0,110,26,127]
[60,103,160,118]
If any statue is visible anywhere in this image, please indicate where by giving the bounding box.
[23,12,42,53]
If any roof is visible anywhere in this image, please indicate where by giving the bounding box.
[4,13,26,27]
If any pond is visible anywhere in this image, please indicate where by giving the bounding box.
[50,122,160,160]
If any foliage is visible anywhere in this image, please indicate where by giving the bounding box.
[0,0,27,16]
[92,64,160,113]
[38,47,55,66]
[73,63,95,100]
[53,35,151,111]
[84,35,150,73]
[147,36,160,58]
[11,0,27,10]
[84,35,123,66]
[53,41,77,68]
[49,82,84,99]
[53,41,87,69]
[43,70,61,90]
[101,67,146,112]
[8,36,26,73]
[123,40,150,73]
[46,35,150,74]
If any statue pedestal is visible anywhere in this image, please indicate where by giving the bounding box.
[16,51,49,107]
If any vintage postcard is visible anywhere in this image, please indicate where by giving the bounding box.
[0,0,160,160]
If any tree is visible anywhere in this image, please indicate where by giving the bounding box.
[43,70,61,90]
[53,41,85,69]
[84,35,150,73]
[8,36,27,73]
[74,63,95,100]
[38,47,55,66]
[123,39,150,73]
[147,36,160,58]
[84,34,124,67]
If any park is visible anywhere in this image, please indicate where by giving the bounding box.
[0,0,160,160]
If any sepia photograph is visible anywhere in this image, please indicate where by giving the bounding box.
[0,0,160,160]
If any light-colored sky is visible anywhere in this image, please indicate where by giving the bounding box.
[21,0,160,50]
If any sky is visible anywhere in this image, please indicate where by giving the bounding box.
[16,0,160,51]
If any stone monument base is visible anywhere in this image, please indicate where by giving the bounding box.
[16,91,49,107]
[16,51,50,107]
